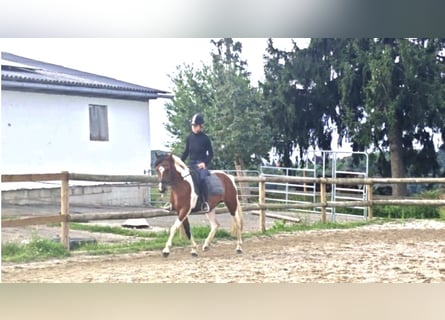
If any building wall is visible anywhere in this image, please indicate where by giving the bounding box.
[1,184,151,207]
[2,90,152,176]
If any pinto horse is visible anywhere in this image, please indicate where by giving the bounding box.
[154,153,243,257]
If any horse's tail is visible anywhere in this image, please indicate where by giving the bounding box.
[181,217,192,240]
[227,173,243,233]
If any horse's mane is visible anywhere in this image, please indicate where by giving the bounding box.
[171,154,189,172]
[155,153,189,176]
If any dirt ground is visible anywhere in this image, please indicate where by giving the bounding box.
[3,219,445,283]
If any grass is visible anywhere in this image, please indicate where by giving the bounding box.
[70,222,234,241]
[257,218,370,236]
[440,208,445,220]
[69,223,161,238]
[1,223,236,263]
[68,224,233,256]
[1,216,437,263]
[2,235,70,263]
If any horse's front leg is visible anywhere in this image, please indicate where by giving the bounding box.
[202,209,220,251]
[162,217,182,257]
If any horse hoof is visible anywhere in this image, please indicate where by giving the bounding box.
[236,249,243,254]
[191,252,198,257]
[202,246,209,252]
[162,252,170,258]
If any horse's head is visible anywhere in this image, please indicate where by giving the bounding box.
[154,153,174,193]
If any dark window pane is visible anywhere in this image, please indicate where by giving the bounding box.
[89,104,109,141]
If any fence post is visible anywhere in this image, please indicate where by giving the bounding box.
[366,182,373,220]
[320,178,327,223]
[303,170,307,192]
[259,177,266,232]
[60,171,70,249]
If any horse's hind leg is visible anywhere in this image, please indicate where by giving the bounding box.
[182,217,198,256]
[202,209,220,251]
[231,212,243,254]
[228,199,243,254]
[225,199,243,254]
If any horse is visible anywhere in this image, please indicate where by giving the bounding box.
[154,153,243,257]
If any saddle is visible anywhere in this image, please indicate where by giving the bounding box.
[189,168,223,212]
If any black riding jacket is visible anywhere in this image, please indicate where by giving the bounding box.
[181,131,213,166]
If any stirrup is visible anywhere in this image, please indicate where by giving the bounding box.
[201,202,210,212]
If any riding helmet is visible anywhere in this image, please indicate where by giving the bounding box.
[190,113,204,125]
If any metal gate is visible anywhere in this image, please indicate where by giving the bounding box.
[322,150,369,221]
[260,164,317,215]
[261,150,369,221]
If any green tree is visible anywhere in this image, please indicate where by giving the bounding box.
[261,38,340,167]
[165,38,272,170]
[262,38,445,196]
[337,38,445,195]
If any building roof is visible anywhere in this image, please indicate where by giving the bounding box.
[1,52,171,101]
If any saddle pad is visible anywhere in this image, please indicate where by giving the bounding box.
[205,174,224,196]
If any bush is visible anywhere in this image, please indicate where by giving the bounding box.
[373,205,439,219]
[372,188,443,219]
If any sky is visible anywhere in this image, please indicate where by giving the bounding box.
[0,38,310,150]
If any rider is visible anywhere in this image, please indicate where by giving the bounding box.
[181,113,213,212]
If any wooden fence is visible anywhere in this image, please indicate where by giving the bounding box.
[2,172,445,250]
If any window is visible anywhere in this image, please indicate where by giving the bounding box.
[89,104,109,141]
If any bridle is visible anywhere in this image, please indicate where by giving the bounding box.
[157,159,174,192]
[156,155,192,193]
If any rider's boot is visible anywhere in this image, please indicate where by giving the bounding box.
[200,183,210,212]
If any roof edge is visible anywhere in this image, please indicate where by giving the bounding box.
[1,51,170,95]
[2,80,165,101]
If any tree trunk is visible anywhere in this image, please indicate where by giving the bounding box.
[234,156,250,204]
[388,122,408,196]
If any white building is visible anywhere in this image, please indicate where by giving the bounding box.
[1,52,170,176]
[1,52,171,205]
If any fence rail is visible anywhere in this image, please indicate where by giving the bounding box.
[1,173,64,183]
[2,172,445,250]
